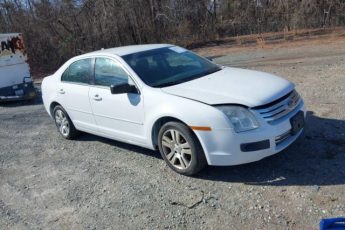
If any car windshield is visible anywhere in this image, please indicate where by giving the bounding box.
[122,46,221,87]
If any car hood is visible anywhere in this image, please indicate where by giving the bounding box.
[161,67,294,107]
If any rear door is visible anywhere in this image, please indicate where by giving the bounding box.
[88,57,145,144]
[58,58,98,132]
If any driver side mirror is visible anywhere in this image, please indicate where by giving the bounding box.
[110,83,139,94]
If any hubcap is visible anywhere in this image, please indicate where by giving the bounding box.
[55,109,70,137]
[161,129,192,170]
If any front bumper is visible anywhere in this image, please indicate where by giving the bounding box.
[0,82,37,102]
[195,101,306,166]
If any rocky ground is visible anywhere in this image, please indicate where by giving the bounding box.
[1,36,345,229]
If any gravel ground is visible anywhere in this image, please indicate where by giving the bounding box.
[1,38,345,229]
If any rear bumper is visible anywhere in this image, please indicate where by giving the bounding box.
[0,82,37,102]
[195,102,306,166]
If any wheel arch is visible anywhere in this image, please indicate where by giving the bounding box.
[49,101,61,116]
[150,116,190,150]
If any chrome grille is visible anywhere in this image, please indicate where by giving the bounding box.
[253,90,301,123]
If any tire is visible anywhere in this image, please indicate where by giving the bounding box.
[53,105,79,139]
[158,121,207,176]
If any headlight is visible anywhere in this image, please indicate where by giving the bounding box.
[216,106,259,132]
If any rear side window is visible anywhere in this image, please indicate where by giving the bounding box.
[62,59,91,84]
[94,58,128,87]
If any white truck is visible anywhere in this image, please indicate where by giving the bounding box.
[0,33,36,101]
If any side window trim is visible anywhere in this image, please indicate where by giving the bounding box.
[60,56,140,92]
[61,67,70,82]
[89,58,96,85]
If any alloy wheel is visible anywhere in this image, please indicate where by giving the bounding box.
[55,109,70,137]
[161,129,192,170]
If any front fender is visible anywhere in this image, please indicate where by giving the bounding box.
[143,88,232,148]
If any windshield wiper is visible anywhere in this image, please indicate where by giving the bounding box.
[153,80,185,88]
[154,67,222,88]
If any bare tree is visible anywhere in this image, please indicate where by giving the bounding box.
[1,0,344,73]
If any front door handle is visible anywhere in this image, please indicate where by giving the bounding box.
[92,94,102,101]
[58,89,65,94]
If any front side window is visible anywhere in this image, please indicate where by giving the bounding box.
[62,59,91,84]
[94,58,128,87]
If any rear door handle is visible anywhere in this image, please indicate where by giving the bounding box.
[58,89,65,94]
[92,94,102,101]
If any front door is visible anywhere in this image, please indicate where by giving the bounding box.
[88,57,145,144]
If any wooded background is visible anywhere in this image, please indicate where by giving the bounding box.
[0,0,344,73]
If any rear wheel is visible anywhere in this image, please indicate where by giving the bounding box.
[53,105,79,139]
[158,122,207,176]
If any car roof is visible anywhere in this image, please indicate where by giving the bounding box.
[86,44,173,57]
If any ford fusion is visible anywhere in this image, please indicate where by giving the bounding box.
[42,44,305,175]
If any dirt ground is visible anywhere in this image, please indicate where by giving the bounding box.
[1,36,345,230]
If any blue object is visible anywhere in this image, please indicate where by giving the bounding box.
[320,218,345,230]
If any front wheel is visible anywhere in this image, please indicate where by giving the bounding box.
[53,105,79,139]
[158,122,207,176]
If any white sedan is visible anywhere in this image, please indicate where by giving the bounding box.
[42,44,305,175]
